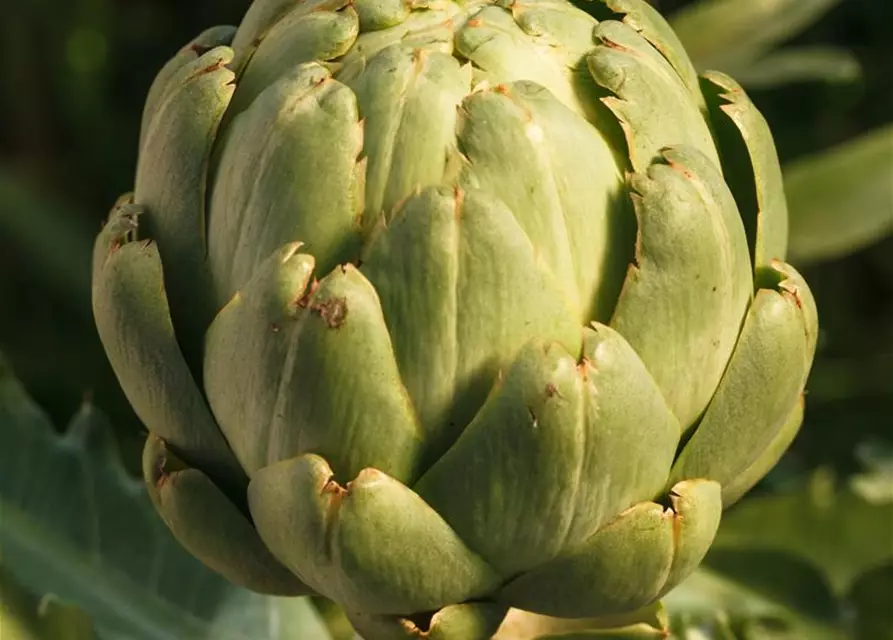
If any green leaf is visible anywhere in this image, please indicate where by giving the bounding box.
[669,0,841,73]
[785,124,893,265]
[849,563,893,640]
[0,565,95,640]
[730,46,861,89]
[0,354,332,640]
[665,564,846,640]
[711,470,893,595]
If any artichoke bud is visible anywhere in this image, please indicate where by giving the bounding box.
[92,0,818,636]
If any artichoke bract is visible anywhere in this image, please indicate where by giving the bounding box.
[92,0,818,636]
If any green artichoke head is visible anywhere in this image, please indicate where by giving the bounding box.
[92,0,818,637]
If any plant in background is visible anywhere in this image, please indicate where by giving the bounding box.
[90,0,818,637]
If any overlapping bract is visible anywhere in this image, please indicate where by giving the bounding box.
[91,0,818,637]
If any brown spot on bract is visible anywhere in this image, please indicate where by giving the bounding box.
[600,36,631,52]
[322,476,347,498]
[545,382,559,398]
[311,297,349,328]
[672,512,683,544]
[403,611,436,637]
[296,279,320,308]
[155,452,169,489]
[398,617,431,638]
[665,155,695,180]
[779,281,803,309]
[453,186,465,218]
[412,47,426,65]
[185,57,226,83]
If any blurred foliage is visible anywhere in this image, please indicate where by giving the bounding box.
[785,125,893,265]
[0,353,335,640]
[0,0,891,638]
[1,565,95,640]
[0,0,258,463]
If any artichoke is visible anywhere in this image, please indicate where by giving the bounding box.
[91,0,818,636]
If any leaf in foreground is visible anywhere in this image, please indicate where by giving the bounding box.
[0,563,95,640]
[711,470,893,595]
[0,354,332,640]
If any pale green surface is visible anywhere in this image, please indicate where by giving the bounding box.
[497,480,721,617]
[416,326,681,577]
[610,146,751,432]
[90,0,819,634]
[135,46,235,355]
[92,205,243,488]
[702,71,790,269]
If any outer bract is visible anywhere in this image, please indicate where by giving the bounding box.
[92,0,818,637]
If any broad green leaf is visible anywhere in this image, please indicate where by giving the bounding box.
[712,470,893,595]
[0,565,95,640]
[785,124,893,265]
[669,0,841,73]
[730,46,861,89]
[665,564,846,640]
[0,354,332,640]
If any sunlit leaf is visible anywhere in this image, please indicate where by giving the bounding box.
[669,0,841,72]
[731,46,860,88]
[666,565,845,640]
[0,565,95,640]
[0,354,332,640]
[785,125,893,265]
[712,470,893,594]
